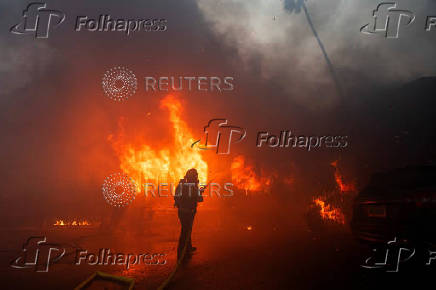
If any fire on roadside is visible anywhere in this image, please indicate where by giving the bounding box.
[53,219,91,226]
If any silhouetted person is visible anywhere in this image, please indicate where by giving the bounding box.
[174,168,205,260]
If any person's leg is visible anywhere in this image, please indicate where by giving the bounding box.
[177,209,190,259]
[187,211,196,250]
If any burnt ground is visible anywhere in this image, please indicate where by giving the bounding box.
[0,208,434,290]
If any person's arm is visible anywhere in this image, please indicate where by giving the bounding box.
[197,183,209,203]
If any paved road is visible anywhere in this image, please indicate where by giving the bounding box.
[0,208,433,289]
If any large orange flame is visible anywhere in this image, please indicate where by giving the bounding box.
[108,95,208,190]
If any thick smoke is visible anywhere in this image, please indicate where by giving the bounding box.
[0,41,57,98]
[196,0,436,107]
[0,0,60,100]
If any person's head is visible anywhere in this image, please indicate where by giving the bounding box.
[184,168,199,184]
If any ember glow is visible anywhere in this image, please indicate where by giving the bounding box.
[108,95,208,188]
[53,220,91,226]
[231,155,275,194]
[313,197,345,225]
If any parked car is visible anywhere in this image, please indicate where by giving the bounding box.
[351,166,436,245]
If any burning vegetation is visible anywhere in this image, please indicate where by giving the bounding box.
[312,197,345,225]
[308,161,356,227]
[330,160,355,192]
